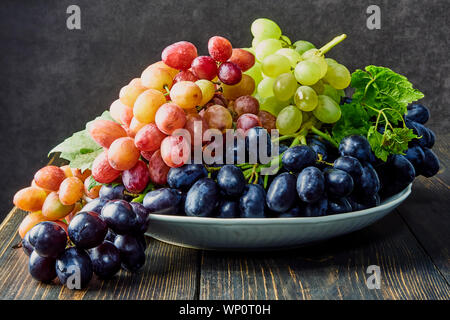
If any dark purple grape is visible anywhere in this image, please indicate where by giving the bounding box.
[405,145,425,172]
[217,199,239,218]
[348,194,380,211]
[282,145,317,172]
[105,229,117,242]
[101,200,138,234]
[56,247,93,289]
[278,205,302,218]
[333,156,363,184]
[218,62,242,85]
[296,167,325,203]
[300,196,328,217]
[167,164,208,191]
[406,104,430,124]
[239,184,266,218]
[143,188,184,215]
[185,178,219,217]
[217,165,246,197]
[356,163,381,197]
[88,241,121,279]
[420,148,440,178]
[99,184,125,200]
[327,197,352,215]
[28,221,67,258]
[129,202,149,234]
[114,234,145,273]
[82,198,109,214]
[266,172,297,213]
[324,168,354,197]
[245,127,272,163]
[68,211,108,249]
[22,232,34,256]
[338,135,371,162]
[28,251,57,283]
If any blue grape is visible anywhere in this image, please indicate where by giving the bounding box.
[185,178,219,217]
[143,188,184,215]
[282,145,317,172]
[56,247,93,288]
[68,211,108,249]
[82,198,109,214]
[240,184,266,218]
[300,196,328,217]
[356,163,380,197]
[324,168,354,197]
[348,194,380,211]
[101,200,139,234]
[309,143,328,161]
[99,184,125,200]
[28,221,67,258]
[327,197,352,215]
[129,202,149,234]
[22,232,34,256]
[338,135,371,162]
[266,172,297,213]
[114,234,145,273]
[406,104,430,124]
[105,229,117,242]
[217,165,246,197]
[333,156,363,184]
[167,164,208,191]
[296,166,325,203]
[28,251,57,283]
[420,148,440,178]
[88,241,121,279]
[278,205,302,218]
[217,200,239,218]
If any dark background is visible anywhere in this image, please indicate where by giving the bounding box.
[0,0,449,221]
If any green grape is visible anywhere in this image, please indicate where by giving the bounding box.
[313,95,342,123]
[251,18,282,40]
[294,60,321,86]
[244,62,263,87]
[280,35,292,46]
[294,86,318,111]
[259,96,289,116]
[302,49,327,78]
[302,111,313,122]
[273,73,298,101]
[257,77,276,98]
[322,84,341,103]
[275,48,302,68]
[252,38,263,49]
[325,58,339,67]
[255,39,282,62]
[261,54,291,77]
[276,105,303,135]
[310,79,324,94]
[324,63,351,89]
[293,40,316,55]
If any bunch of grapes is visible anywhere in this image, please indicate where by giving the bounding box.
[245,18,350,135]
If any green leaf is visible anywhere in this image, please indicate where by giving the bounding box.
[367,126,417,161]
[86,175,103,191]
[69,148,104,172]
[331,102,371,143]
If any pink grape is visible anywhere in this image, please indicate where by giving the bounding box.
[92,151,121,184]
[234,95,259,116]
[173,70,198,84]
[191,56,218,80]
[155,103,187,135]
[228,49,255,72]
[208,36,232,62]
[160,135,191,168]
[122,160,150,193]
[134,123,167,152]
[236,113,262,133]
[148,150,171,185]
[218,62,242,85]
[162,41,198,70]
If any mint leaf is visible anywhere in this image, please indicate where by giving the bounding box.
[332,102,371,143]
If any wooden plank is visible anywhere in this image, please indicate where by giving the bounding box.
[0,209,199,300]
[396,134,450,282]
[199,212,450,300]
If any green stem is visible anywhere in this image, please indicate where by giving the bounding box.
[163,85,171,96]
[319,34,347,55]
[310,127,339,148]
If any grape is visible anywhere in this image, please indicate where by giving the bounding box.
[208,36,233,62]
[236,113,262,133]
[114,234,145,272]
[170,81,203,109]
[155,103,186,135]
[257,77,275,98]
[221,74,255,100]
[218,62,242,85]
[348,194,380,211]
[82,198,108,214]
[185,178,220,217]
[338,135,372,162]
[333,156,364,184]
[42,192,74,220]
[251,18,282,40]
[313,95,342,123]
[184,113,209,146]
[281,145,317,172]
[266,172,297,213]
[22,232,34,256]
[259,96,288,116]
[310,80,325,94]
[195,80,215,106]
[273,73,298,101]
[167,164,208,191]
[322,84,344,103]
[101,200,138,234]
[217,165,246,197]
[293,40,315,55]
[34,166,66,192]
[405,145,425,172]
[276,105,303,135]
[88,119,127,148]
[302,50,328,78]
[162,41,198,70]
[243,62,263,86]
[255,39,282,62]
[275,48,302,68]
[129,202,150,234]
[252,38,263,48]
[406,104,430,124]
[323,168,354,197]
[133,89,167,124]
[143,188,184,215]
[107,137,140,171]
[296,166,325,203]
[56,247,93,288]
[217,200,239,218]
[261,54,291,78]
[110,100,133,127]
[240,184,266,218]
[68,212,107,249]
[13,187,47,212]
[60,165,73,178]
[356,163,381,197]
[160,135,191,168]
[191,56,218,80]
[58,177,84,205]
[148,149,171,185]
[141,67,173,91]
[121,160,150,193]
[301,196,328,217]
[234,95,259,116]
[405,120,433,148]
[143,61,179,79]
[173,70,198,83]
[294,60,321,86]
[327,197,352,215]
[88,241,121,279]
[29,251,57,283]
[229,48,255,72]
[119,82,147,108]
[420,148,440,177]
[203,104,232,132]
[258,110,277,131]
[128,117,146,138]
[134,123,167,152]
[325,58,339,67]
[294,86,318,111]
[28,221,67,258]
[324,63,351,90]
[92,151,121,184]
[18,212,46,239]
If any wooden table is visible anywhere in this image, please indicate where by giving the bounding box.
[0,136,449,300]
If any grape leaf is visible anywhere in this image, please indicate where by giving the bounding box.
[332,102,371,143]
[367,126,417,161]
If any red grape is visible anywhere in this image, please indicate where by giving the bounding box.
[148,150,171,185]
[19,212,46,238]
[110,99,133,127]
[208,36,232,62]
[34,166,66,192]
[218,62,242,85]
[258,110,277,131]
[173,70,198,84]
[88,119,127,148]
[92,151,121,183]
[135,123,167,152]
[160,135,191,168]
[155,103,187,135]
[184,113,209,146]
[236,113,262,133]
[122,160,150,193]
[234,95,260,116]
[162,41,198,70]
[191,56,218,80]
[108,137,141,171]
[228,49,255,72]
[203,104,233,132]
[141,150,155,161]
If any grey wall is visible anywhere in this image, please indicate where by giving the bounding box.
[1,0,449,221]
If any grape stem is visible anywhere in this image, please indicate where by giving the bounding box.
[310,126,339,148]
[163,85,171,96]
[318,34,347,55]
